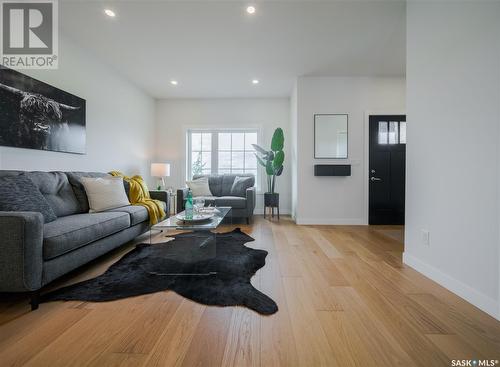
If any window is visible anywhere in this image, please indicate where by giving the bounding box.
[190,132,212,175]
[187,129,259,180]
[378,121,406,145]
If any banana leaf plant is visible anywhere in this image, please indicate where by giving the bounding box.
[252,128,284,194]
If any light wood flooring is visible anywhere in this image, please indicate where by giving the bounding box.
[1,216,499,367]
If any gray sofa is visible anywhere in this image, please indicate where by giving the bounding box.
[0,170,168,309]
[177,174,255,224]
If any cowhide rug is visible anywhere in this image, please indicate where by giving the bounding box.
[41,228,278,315]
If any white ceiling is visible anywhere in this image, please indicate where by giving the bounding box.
[60,1,406,98]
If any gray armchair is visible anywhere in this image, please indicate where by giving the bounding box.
[177,174,256,224]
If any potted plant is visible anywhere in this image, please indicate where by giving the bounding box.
[252,128,284,210]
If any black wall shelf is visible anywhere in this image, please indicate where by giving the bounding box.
[314,164,351,176]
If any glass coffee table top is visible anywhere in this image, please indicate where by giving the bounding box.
[152,207,232,231]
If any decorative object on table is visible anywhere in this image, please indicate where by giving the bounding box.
[0,66,86,154]
[150,163,171,190]
[41,228,278,315]
[80,176,130,212]
[185,189,194,220]
[186,176,212,197]
[175,211,214,222]
[193,197,206,214]
[109,171,165,225]
[252,127,284,220]
[314,114,348,159]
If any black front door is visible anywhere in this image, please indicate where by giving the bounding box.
[369,115,406,225]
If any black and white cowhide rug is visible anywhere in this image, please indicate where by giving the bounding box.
[41,228,278,315]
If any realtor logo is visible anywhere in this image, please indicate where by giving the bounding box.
[1,0,58,69]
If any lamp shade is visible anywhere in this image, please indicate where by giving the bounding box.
[151,163,171,177]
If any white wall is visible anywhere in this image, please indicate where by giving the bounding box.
[0,35,156,180]
[155,98,291,214]
[405,1,500,320]
[294,76,406,224]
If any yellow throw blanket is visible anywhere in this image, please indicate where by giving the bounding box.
[109,171,165,225]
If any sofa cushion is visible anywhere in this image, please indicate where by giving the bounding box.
[194,174,222,197]
[25,171,81,217]
[67,172,111,212]
[107,205,149,226]
[0,174,57,223]
[215,196,247,209]
[43,212,130,260]
[81,177,131,212]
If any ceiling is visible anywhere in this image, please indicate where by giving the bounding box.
[60,1,406,98]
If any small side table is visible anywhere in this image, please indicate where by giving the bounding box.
[169,192,177,215]
[263,193,280,220]
[264,205,279,220]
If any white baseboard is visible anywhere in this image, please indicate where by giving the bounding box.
[295,217,365,225]
[403,252,499,321]
[254,208,291,215]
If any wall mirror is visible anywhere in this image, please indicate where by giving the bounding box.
[314,114,348,158]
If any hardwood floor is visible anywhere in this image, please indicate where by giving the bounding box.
[1,216,499,366]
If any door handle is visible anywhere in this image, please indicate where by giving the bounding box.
[370,177,382,182]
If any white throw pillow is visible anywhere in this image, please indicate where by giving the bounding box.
[81,177,130,212]
[186,177,212,197]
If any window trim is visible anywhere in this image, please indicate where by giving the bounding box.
[186,127,261,187]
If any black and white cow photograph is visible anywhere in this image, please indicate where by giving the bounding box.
[0,66,86,154]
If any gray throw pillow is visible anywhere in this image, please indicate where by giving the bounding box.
[230,176,254,197]
[0,175,57,223]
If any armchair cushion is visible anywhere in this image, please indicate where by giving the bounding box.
[215,196,247,209]
[186,177,212,197]
[230,176,254,197]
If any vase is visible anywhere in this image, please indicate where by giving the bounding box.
[264,192,279,207]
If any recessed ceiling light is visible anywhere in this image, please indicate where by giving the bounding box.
[104,9,116,17]
[252,79,259,84]
[246,6,256,14]
[170,80,178,86]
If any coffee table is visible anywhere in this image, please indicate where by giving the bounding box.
[151,207,232,236]
[149,207,232,276]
